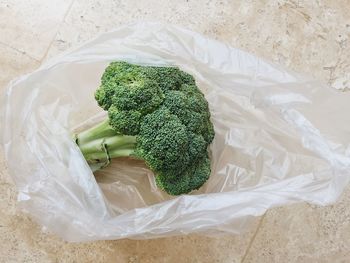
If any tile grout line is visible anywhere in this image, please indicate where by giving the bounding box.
[240,213,266,263]
[0,41,40,63]
[39,0,76,64]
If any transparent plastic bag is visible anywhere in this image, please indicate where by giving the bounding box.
[1,22,350,241]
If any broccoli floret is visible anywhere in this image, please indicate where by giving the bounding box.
[108,107,141,135]
[136,107,190,173]
[156,155,211,195]
[75,61,214,195]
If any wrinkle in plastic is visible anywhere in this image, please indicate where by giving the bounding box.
[1,22,350,241]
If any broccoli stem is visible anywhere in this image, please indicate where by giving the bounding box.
[75,119,137,169]
[75,119,116,144]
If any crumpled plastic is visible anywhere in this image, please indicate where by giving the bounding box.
[1,22,350,242]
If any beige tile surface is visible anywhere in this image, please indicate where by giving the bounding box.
[1,0,350,262]
[45,0,236,59]
[0,43,40,88]
[46,0,350,90]
[243,188,350,263]
[1,212,259,263]
[0,0,73,61]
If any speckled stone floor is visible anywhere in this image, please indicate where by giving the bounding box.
[1,1,350,262]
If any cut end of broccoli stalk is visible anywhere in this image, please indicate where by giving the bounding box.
[75,119,137,170]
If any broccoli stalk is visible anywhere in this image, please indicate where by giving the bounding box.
[75,61,215,195]
[75,119,137,169]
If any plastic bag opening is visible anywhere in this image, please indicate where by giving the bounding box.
[1,22,350,241]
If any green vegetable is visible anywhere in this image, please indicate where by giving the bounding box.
[75,61,214,195]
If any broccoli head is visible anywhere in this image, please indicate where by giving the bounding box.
[75,61,214,195]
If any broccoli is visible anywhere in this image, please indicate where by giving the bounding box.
[75,61,214,195]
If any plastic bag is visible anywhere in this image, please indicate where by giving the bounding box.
[1,22,350,241]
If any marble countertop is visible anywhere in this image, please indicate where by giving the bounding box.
[1,1,350,262]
